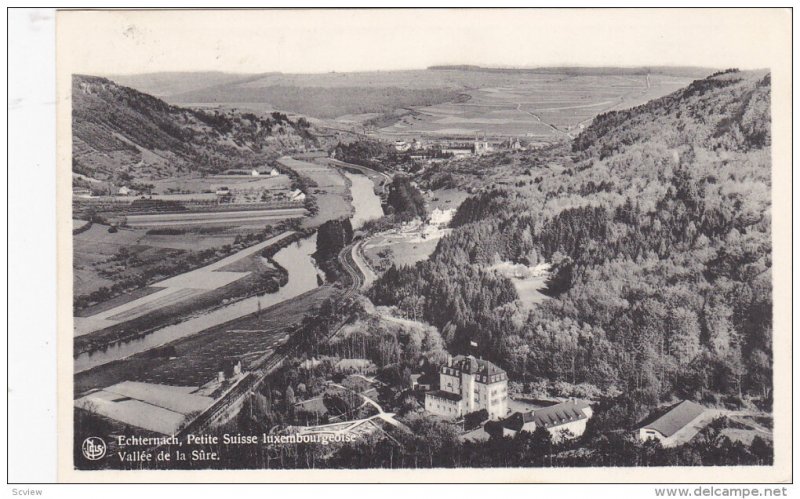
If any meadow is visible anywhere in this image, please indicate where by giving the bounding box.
[74,231,295,337]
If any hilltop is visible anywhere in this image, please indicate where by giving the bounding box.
[72,74,317,183]
[428,64,717,77]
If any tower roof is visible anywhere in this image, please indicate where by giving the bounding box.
[451,355,505,376]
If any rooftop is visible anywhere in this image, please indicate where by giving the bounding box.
[502,399,592,431]
[449,355,505,377]
[639,400,706,438]
[427,390,463,402]
[74,381,214,435]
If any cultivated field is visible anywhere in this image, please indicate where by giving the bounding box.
[75,286,337,393]
[374,73,695,139]
[73,223,238,297]
[489,261,551,307]
[74,231,295,337]
[125,207,306,227]
[363,234,440,270]
[150,173,291,195]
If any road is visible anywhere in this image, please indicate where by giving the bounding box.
[176,156,386,435]
[179,231,376,435]
[338,241,365,296]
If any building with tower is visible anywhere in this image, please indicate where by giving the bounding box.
[425,355,509,420]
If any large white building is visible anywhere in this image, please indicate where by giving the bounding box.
[425,355,509,420]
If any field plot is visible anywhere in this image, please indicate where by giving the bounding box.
[75,286,337,393]
[151,174,291,195]
[377,73,694,139]
[74,231,295,337]
[363,235,440,270]
[125,207,306,227]
[489,261,551,307]
[73,223,241,298]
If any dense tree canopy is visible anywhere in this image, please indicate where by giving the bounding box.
[370,70,773,412]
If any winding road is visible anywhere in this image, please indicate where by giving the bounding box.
[179,158,385,435]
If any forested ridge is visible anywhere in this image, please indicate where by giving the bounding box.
[370,70,773,417]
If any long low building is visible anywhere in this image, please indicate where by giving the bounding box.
[75,381,215,435]
[637,400,708,447]
[501,399,593,441]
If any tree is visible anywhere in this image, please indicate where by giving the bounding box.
[285,385,296,407]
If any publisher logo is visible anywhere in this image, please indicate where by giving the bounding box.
[82,437,106,460]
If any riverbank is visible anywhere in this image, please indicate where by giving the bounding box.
[74,231,303,355]
[75,285,338,394]
[75,232,323,372]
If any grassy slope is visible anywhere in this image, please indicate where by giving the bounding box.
[72,74,314,183]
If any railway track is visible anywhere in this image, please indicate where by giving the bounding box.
[178,241,370,435]
[177,157,381,435]
[338,242,365,297]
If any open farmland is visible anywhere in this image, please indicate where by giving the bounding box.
[74,231,295,337]
[376,72,695,139]
[124,207,306,227]
[73,223,241,298]
[111,68,706,143]
[150,173,292,195]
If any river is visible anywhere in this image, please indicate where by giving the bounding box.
[75,234,322,372]
[344,171,384,229]
[75,164,384,373]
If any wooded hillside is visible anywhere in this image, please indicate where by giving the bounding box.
[370,70,773,416]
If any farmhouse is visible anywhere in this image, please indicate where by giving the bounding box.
[425,355,508,420]
[637,400,707,447]
[501,399,593,441]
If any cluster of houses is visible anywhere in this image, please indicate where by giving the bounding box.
[393,137,525,158]
[214,186,305,203]
[418,354,713,447]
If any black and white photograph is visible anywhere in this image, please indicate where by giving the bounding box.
[43,7,792,483]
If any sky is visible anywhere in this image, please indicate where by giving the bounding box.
[57,9,790,75]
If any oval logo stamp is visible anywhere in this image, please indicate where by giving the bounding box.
[81,437,107,461]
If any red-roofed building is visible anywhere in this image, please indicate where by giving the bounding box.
[425,355,509,420]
